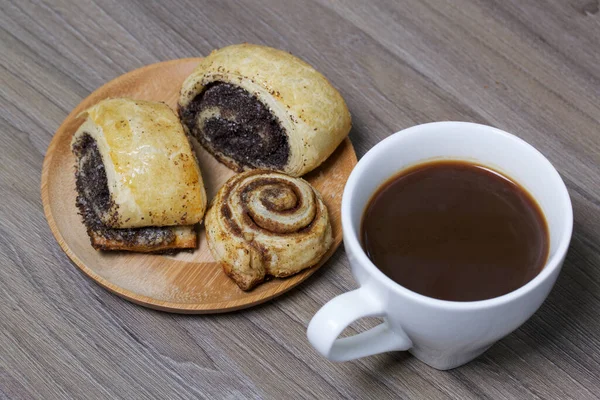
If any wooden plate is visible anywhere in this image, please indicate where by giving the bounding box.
[41,58,357,313]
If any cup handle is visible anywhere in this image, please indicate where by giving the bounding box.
[307,287,412,362]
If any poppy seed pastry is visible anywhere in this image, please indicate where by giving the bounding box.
[205,170,333,290]
[178,43,352,177]
[71,98,207,252]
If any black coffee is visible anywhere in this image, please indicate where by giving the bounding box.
[361,161,549,302]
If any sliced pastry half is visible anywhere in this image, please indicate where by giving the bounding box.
[178,43,351,177]
[71,98,207,252]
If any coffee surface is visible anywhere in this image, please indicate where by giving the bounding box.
[361,161,549,302]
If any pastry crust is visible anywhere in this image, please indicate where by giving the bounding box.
[72,98,207,229]
[89,225,197,253]
[179,43,351,177]
[205,170,333,290]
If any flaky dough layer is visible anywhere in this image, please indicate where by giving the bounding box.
[88,225,197,253]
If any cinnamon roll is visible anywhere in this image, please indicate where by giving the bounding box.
[205,170,333,290]
[178,43,351,177]
[72,98,207,252]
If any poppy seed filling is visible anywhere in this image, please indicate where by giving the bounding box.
[179,82,289,170]
[72,133,175,249]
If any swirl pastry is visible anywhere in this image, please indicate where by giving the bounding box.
[72,98,207,252]
[179,43,351,177]
[205,170,333,290]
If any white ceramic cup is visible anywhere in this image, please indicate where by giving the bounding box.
[307,122,573,370]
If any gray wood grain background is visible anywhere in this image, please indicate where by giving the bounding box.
[1,0,599,398]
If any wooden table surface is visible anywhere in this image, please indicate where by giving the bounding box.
[2,0,599,398]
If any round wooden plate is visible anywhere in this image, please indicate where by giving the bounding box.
[41,58,357,313]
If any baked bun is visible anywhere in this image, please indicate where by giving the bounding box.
[205,170,333,290]
[179,43,351,177]
[72,98,207,252]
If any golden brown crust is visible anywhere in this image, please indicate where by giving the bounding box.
[218,259,265,292]
[205,170,333,290]
[179,43,351,177]
[72,98,207,229]
[89,226,197,253]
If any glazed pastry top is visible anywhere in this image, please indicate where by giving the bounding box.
[72,98,207,229]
